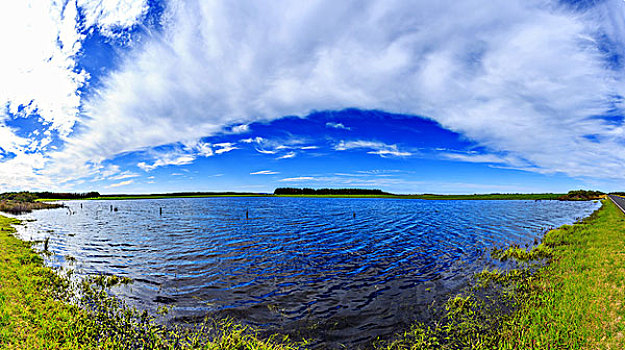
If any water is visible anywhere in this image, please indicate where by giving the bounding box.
[12,197,599,347]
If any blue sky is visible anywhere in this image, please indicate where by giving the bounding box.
[1,0,625,194]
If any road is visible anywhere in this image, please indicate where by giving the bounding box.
[608,195,625,214]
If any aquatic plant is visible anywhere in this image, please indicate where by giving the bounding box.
[377,199,623,349]
[0,215,300,349]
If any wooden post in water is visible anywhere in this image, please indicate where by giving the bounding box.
[353,211,356,219]
[160,207,163,216]
[110,205,113,212]
[246,210,249,220]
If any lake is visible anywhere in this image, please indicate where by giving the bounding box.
[12,197,600,348]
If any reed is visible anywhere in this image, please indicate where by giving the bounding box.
[0,199,62,214]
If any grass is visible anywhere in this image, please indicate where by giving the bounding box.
[0,215,299,349]
[376,199,625,349]
[3,198,622,349]
[0,200,63,214]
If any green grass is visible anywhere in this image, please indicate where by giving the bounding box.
[497,199,625,349]
[0,215,299,349]
[3,200,622,349]
[376,199,625,349]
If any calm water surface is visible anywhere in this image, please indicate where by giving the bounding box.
[13,197,600,347]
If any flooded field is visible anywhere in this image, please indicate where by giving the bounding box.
[13,197,599,347]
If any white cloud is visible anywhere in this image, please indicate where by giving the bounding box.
[0,1,86,138]
[241,137,264,144]
[137,153,195,172]
[4,0,625,190]
[279,176,316,182]
[276,152,296,160]
[0,0,150,191]
[106,179,134,188]
[250,170,280,175]
[255,148,277,155]
[77,0,148,39]
[213,142,238,154]
[335,140,411,157]
[300,146,319,150]
[68,0,622,179]
[108,171,140,181]
[326,122,351,130]
[230,124,250,134]
[441,152,524,166]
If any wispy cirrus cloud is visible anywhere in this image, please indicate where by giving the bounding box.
[326,122,351,130]
[276,152,296,160]
[61,0,625,183]
[279,176,316,182]
[335,140,411,157]
[107,172,140,181]
[250,170,280,175]
[106,179,134,188]
[3,0,625,191]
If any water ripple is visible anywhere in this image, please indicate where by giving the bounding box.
[12,197,599,348]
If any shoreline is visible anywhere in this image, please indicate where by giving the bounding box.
[1,200,618,348]
[377,199,625,349]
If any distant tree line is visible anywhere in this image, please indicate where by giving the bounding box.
[273,187,389,195]
[34,191,101,199]
[0,191,101,202]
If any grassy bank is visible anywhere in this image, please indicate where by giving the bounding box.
[0,215,298,349]
[378,199,625,349]
[3,200,621,349]
[499,198,625,349]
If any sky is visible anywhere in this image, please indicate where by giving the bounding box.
[1,0,625,194]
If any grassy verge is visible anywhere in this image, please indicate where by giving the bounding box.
[0,215,299,349]
[377,199,625,349]
[3,199,618,349]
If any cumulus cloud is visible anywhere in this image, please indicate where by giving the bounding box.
[0,0,150,190]
[0,1,85,138]
[78,0,148,38]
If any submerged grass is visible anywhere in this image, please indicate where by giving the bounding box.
[0,215,299,349]
[376,199,625,349]
[2,199,623,349]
